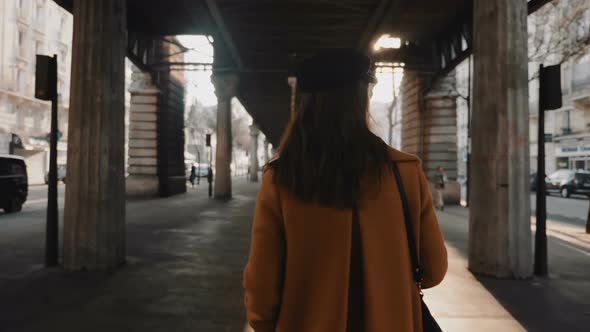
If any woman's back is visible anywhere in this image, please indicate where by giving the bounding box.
[243,147,447,332]
[243,49,447,332]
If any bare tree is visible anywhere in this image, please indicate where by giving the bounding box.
[186,101,216,144]
[529,0,590,234]
[528,0,590,80]
[231,105,251,152]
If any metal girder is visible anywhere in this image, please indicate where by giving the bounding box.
[203,0,244,69]
[427,0,550,83]
[126,30,160,73]
[528,0,555,14]
[373,43,439,73]
[358,0,406,52]
[357,0,398,51]
[432,12,473,78]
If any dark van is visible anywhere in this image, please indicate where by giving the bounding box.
[545,169,590,198]
[0,155,28,213]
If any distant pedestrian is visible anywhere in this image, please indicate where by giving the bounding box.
[243,49,447,332]
[189,165,197,187]
[433,166,446,210]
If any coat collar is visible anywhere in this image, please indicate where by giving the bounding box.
[387,147,420,163]
[266,147,419,165]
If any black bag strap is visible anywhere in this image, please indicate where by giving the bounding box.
[391,161,424,288]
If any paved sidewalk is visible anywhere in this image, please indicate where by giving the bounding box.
[435,207,590,332]
[1,179,588,331]
[0,177,256,332]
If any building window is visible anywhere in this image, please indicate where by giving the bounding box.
[35,41,42,55]
[17,31,26,57]
[35,3,43,22]
[60,49,67,67]
[58,17,66,40]
[17,70,26,93]
[562,110,572,135]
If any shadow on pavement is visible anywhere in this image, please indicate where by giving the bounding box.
[0,178,257,332]
[437,207,590,332]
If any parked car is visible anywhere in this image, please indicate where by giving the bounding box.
[44,164,67,184]
[530,172,538,192]
[188,163,210,178]
[195,164,210,178]
[545,169,590,198]
[0,155,28,213]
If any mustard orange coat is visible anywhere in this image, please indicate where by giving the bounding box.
[243,148,448,332]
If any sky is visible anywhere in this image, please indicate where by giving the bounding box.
[176,35,399,107]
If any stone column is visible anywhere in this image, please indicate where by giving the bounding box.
[63,0,126,270]
[126,66,160,196]
[249,124,260,182]
[212,73,238,199]
[470,0,532,278]
[400,72,427,156]
[263,139,270,163]
[288,76,297,118]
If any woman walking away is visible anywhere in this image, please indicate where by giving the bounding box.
[243,49,448,332]
[189,165,197,187]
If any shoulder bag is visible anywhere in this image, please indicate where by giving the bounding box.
[392,161,442,332]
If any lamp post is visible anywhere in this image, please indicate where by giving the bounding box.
[535,64,562,276]
[35,54,59,267]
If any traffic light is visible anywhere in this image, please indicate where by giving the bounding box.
[35,55,57,101]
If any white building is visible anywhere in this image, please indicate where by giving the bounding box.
[528,1,590,174]
[0,0,73,184]
[454,0,590,188]
[540,53,590,172]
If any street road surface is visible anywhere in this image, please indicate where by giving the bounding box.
[531,192,588,227]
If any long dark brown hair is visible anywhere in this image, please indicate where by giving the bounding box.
[268,80,390,208]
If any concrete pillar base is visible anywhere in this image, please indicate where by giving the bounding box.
[126,175,159,197]
[249,124,260,182]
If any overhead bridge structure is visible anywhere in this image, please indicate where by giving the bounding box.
[53,0,551,278]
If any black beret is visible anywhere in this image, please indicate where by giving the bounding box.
[296,49,377,93]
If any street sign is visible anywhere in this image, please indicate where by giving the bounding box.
[539,64,562,111]
[544,133,553,142]
[46,130,62,142]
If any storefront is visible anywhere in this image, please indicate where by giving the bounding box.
[555,141,590,170]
